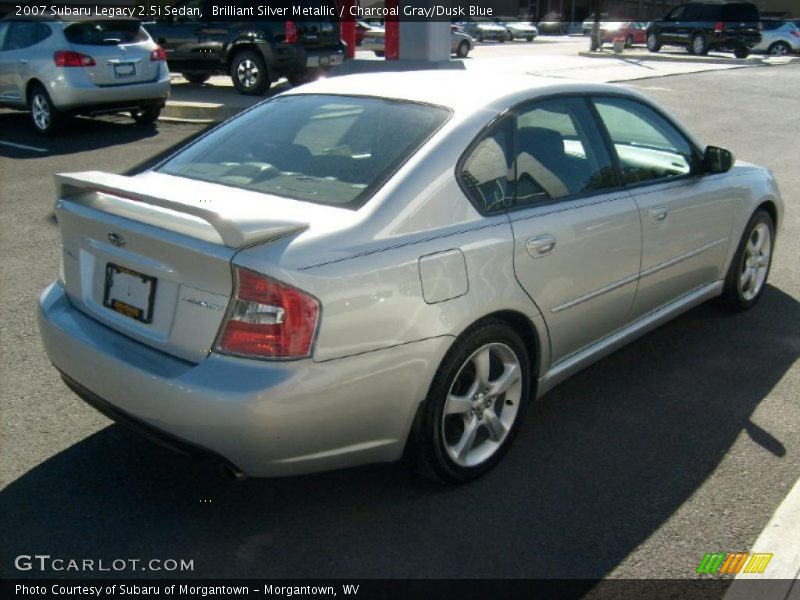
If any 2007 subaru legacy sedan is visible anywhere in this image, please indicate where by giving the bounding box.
[38,71,783,483]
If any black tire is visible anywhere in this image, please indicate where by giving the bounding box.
[182,72,211,84]
[230,50,270,96]
[131,105,161,126]
[506,31,513,41]
[720,210,774,312]
[767,41,791,57]
[647,32,661,52]
[734,47,750,59]
[691,32,708,55]
[526,36,534,42]
[414,320,531,484]
[374,50,385,57]
[625,35,634,48]
[477,33,485,43]
[287,72,310,87]
[456,40,470,58]
[28,84,61,135]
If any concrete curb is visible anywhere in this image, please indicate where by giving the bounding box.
[161,101,223,122]
[578,50,798,66]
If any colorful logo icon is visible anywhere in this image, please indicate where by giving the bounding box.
[696,552,773,575]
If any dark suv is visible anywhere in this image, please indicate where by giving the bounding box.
[145,0,344,95]
[646,2,761,58]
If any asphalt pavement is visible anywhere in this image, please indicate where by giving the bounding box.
[0,55,798,583]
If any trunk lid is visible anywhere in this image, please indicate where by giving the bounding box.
[54,171,309,363]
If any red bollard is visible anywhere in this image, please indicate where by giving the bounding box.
[385,0,399,60]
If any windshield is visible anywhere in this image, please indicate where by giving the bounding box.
[158,94,450,209]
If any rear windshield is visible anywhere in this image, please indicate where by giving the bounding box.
[722,4,760,21]
[158,94,451,209]
[64,21,148,45]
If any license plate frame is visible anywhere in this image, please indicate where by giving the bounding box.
[113,63,136,78]
[103,263,157,324]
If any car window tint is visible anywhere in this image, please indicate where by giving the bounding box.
[159,94,450,209]
[176,0,205,22]
[5,23,38,50]
[0,23,9,50]
[459,117,513,214]
[761,21,781,31]
[666,6,685,20]
[594,97,695,185]
[514,98,617,206]
[723,4,759,21]
[64,21,146,45]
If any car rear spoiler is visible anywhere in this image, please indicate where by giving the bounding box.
[55,171,309,249]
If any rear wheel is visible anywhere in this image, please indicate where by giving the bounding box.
[28,84,60,135]
[456,40,470,58]
[721,210,774,311]
[526,36,534,42]
[734,47,750,59]
[182,72,211,84]
[647,32,661,52]
[767,41,791,56]
[691,32,708,55]
[415,320,530,483]
[230,50,270,95]
[131,105,161,126]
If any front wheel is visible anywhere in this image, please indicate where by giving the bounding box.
[182,72,211,84]
[28,85,61,135]
[767,41,791,56]
[414,320,530,483]
[230,50,270,95]
[647,32,661,52]
[456,40,470,58]
[131,105,161,125]
[721,210,774,311]
[734,47,750,59]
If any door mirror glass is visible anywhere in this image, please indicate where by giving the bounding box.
[704,146,734,174]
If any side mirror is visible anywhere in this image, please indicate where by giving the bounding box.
[704,146,734,174]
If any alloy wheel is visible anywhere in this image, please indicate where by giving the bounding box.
[739,223,772,301]
[236,59,260,89]
[441,342,523,468]
[31,93,50,131]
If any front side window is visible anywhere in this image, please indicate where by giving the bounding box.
[593,97,696,185]
[514,97,617,206]
[159,94,450,209]
[458,116,514,214]
[665,5,686,20]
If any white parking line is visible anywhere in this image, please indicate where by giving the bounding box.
[0,140,48,153]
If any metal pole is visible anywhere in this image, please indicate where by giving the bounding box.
[590,0,604,50]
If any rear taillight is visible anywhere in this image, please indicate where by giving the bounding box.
[216,268,319,359]
[150,46,167,61]
[714,21,724,33]
[54,50,95,67]
[285,20,298,43]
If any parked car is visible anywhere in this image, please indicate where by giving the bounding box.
[753,20,800,56]
[582,12,609,35]
[646,1,762,58]
[39,71,782,483]
[363,26,474,58]
[0,16,169,134]
[458,20,508,42]
[144,0,344,94]
[601,21,648,47]
[500,21,539,41]
[537,12,569,35]
[355,20,373,46]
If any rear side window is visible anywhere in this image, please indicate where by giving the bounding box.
[723,4,760,22]
[159,94,450,209]
[5,22,51,50]
[761,21,782,31]
[64,21,148,45]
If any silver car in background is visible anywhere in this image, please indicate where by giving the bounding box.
[753,20,800,56]
[0,16,170,134]
[362,26,474,58]
[38,72,782,483]
[502,21,539,41]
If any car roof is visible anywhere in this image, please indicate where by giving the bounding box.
[285,71,637,117]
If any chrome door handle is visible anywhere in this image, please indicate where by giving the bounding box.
[526,234,557,257]
[649,206,668,222]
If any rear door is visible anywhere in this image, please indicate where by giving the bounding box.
[63,20,160,86]
[0,22,52,103]
[502,97,641,365]
[660,4,686,44]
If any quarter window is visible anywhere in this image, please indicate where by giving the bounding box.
[514,97,617,206]
[459,117,514,214]
[593,97,695,185]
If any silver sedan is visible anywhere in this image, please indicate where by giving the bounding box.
[0,16,170,134]
[38,72,783,483]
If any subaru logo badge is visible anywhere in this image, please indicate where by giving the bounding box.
[107,232,125,247]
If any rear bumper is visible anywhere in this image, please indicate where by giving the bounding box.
[38,281,451,477]
[48,64,171,111]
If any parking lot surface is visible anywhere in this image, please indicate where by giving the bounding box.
[0,59,798,580]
